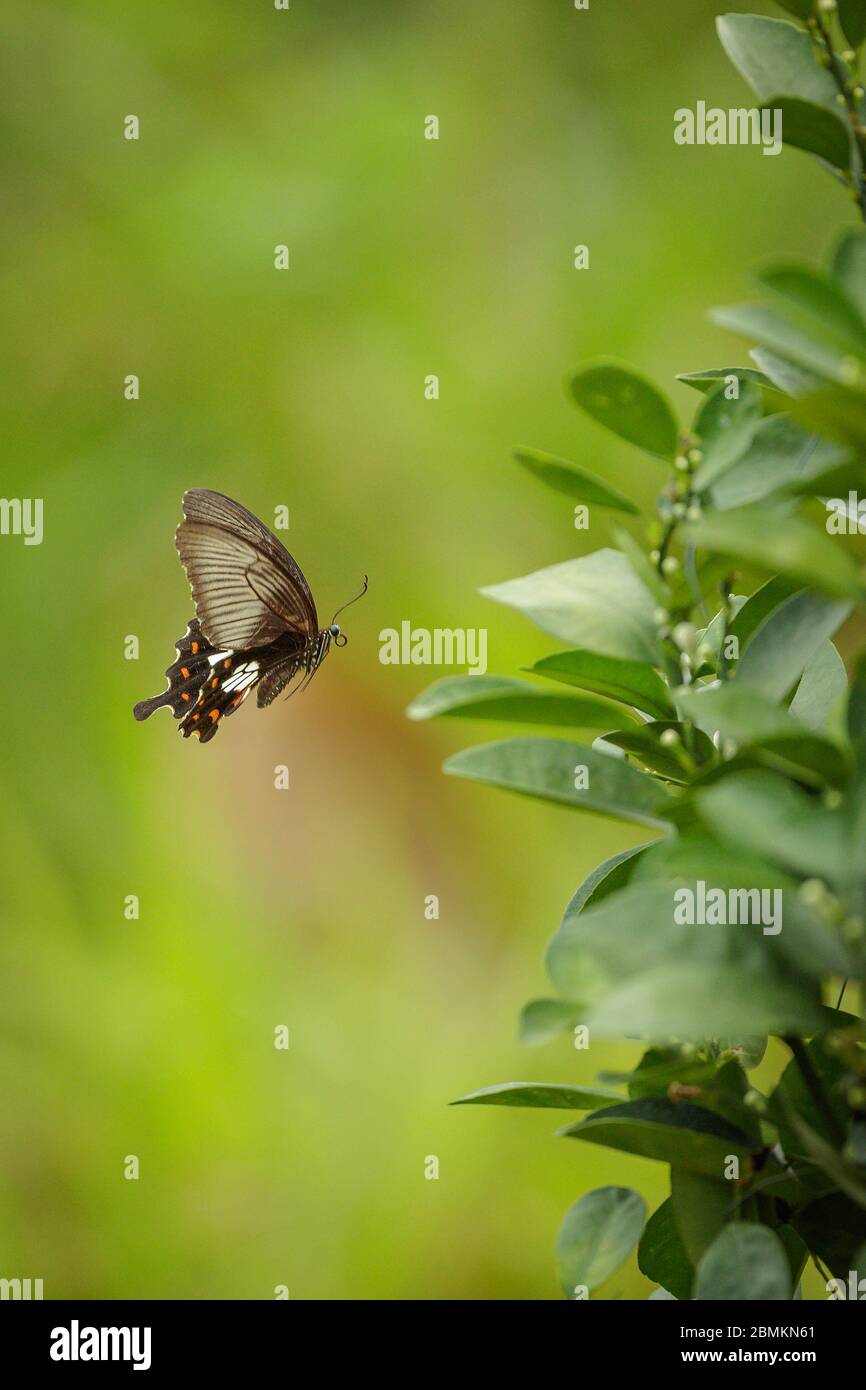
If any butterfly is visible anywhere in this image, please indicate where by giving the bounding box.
[134,488,367,744]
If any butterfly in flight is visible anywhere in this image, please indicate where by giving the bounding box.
[134,488,367,744]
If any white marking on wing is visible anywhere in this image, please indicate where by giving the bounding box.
[223,661,260,693]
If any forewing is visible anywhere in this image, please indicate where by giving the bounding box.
[179,488,318,643]
[176,521,317,651]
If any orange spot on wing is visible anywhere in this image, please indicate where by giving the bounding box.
[191,641,199,654]
[209,709,219,723]
[180,666,190,678]
[223,658,231,669]
[210,677,218,689]
[181,692,190,702]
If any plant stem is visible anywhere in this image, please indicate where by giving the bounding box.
[812,14,866,221]
[783,1034,847,1148]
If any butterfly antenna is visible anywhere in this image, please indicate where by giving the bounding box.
[330,575,368,625]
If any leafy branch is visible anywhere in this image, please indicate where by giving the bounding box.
[409,0,866,1300]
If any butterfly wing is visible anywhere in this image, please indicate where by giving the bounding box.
[255,650,307,708]
[176,489,318,650]
[179,652,263,743]
[133,618,217,722]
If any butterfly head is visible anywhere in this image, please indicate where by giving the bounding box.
[328,575,368,648]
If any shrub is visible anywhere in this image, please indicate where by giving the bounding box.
[410,0,866,1300]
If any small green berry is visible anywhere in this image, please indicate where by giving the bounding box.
[672,621,697,651]
[799,878,826,907]
[744,1089,766,1114]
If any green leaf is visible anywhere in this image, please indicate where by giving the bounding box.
[683,504,864,600]
[791,1193,866,1276]
[698,771,854,885]
[677,366,781,409]
[818,1001,865,1032]
[789,641,847,731]
[770,1039,851,1193]
[513,448,638,513]
[778,1225,810,1292]
[518,998,583,1046]
[405,675,637,728]
[717,14,839,110]
[729,576,799,648]
[451,1082,622,1110]
[547,879,825,1036]
[618,1049,718,1099]
[751,346,821,396]
[694,1224,792,1300]
[443,738,673,827]
[602,721,715,783]
[612,524,671,606]
[677,683,849,785]
[695,380,761,489]
[699,1057,762,1143]
[832,228,866,322]
[482,550,660,662]
[791,384,866,450]
[560,1098,755,1177]
[736,590,852,699]
[764,96,852,171]
[556,1187,647,1298]
[710,414,851,511]
[528,649,675,720]
[772,0,816,19]
[569,361,679,461]
[678,681,804,744]
[713,302,866,390]
[638,1198,695,1301]
[692,380,763,493]
[839,0,866,50]
[757,265,866,358]
[848,651,866,742]
[563,842,653,921]
[671,1170,732,1266]
[589,962,823,1039]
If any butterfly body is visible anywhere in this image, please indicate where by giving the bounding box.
[134,489,366,744]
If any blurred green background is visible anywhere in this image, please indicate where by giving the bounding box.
[0,0,854,1299]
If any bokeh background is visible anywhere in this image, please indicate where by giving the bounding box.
[0,0,853,1299]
